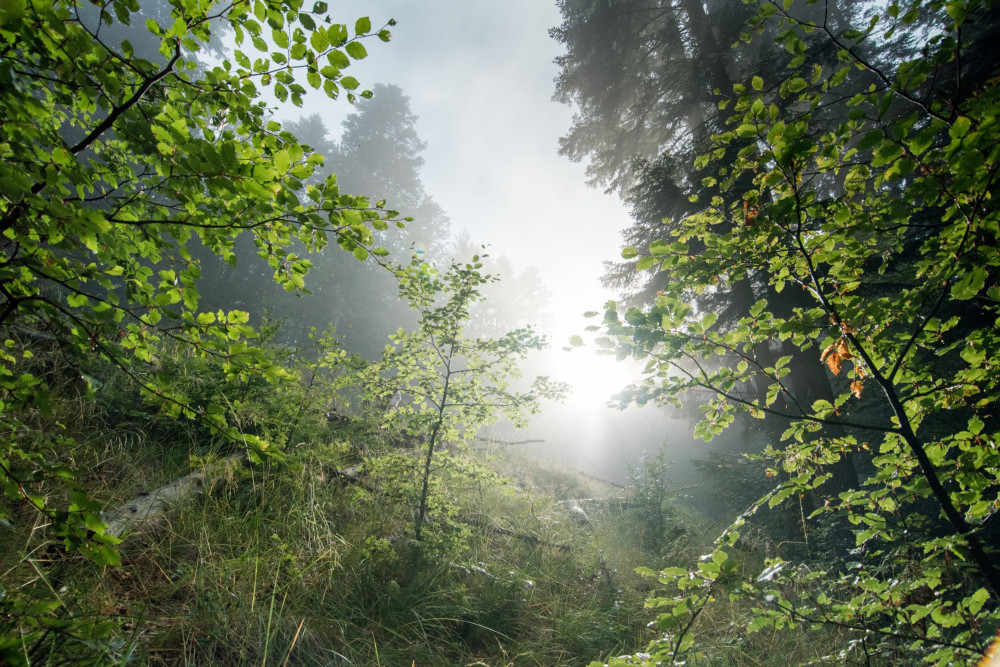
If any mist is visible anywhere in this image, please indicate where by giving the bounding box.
[230,1,732,504]
[9,0,998,662]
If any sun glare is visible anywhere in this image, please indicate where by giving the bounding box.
[549,347,642,407]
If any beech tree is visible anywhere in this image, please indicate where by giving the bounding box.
[361,255,566,545]
[553,0,866,503]
[0,0,397,560]
[589,0,1000,664]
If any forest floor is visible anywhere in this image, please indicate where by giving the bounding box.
[0,351,847,666]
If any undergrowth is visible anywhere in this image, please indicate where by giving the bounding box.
[0,340,659,665]
[1,337,859,666]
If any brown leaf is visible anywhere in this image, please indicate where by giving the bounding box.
[825,351,843,375]
[850,380,864,399]
[821,343,843,375]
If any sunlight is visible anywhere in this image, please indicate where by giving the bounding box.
[548,347,642,407]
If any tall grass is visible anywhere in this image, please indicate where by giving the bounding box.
[0,398,660,665]
[0,343,850,666]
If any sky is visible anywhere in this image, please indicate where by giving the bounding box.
[287,1,631,335]
[270,0,689,477]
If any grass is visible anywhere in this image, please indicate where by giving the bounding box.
[1,392,660,665]
[0,347,863,666]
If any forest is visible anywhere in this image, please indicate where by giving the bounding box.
[1,0,998,664]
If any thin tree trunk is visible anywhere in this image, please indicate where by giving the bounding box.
[415,364,451,541]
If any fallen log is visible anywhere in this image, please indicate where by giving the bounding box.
[557,497,637,511]
[103,458,370,538]
[472,438,547,446]
[102,454,245,538]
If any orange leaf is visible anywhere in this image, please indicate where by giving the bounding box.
[825,352,843,375]
[836,338,854,361]
[850,380,864,398]
[821,343,843,375]
[979,629,1000,667]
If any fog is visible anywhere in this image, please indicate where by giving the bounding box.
[229,0,737,496]
[279,1,628,329]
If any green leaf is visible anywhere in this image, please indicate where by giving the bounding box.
[649,239,671,255]
[967,415,984,435]
[310,28,329,51]
[857,130,884,151]
[786,77,807,93]
[950,116,972,139]
[636,256,658,271]
[965,588,989,614]
[355,16,371,35]
[345,41,367,60]
[327,49,349,69]
[67,293,89,308]
[812,399,833,414]
[658,567,691,578]
[951,267,986,300]
[945,2,966,23]
[0,0,26,27]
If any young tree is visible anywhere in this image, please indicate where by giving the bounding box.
[591,0,1000,663]
[0,0,396,558]
[364,255,565,543]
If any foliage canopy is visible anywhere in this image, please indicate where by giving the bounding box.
[0,0,395,556]
[586,0,1000,663]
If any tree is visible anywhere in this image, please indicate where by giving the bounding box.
[448,231,553,339]
[554,0,865,499]
[327,83,451,258]
[195,85,453,354]
[552,0,756,195]
[361,255,566,544]
[317,84,452,353]
[591,0,1000,663]
[1,0,397,560]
